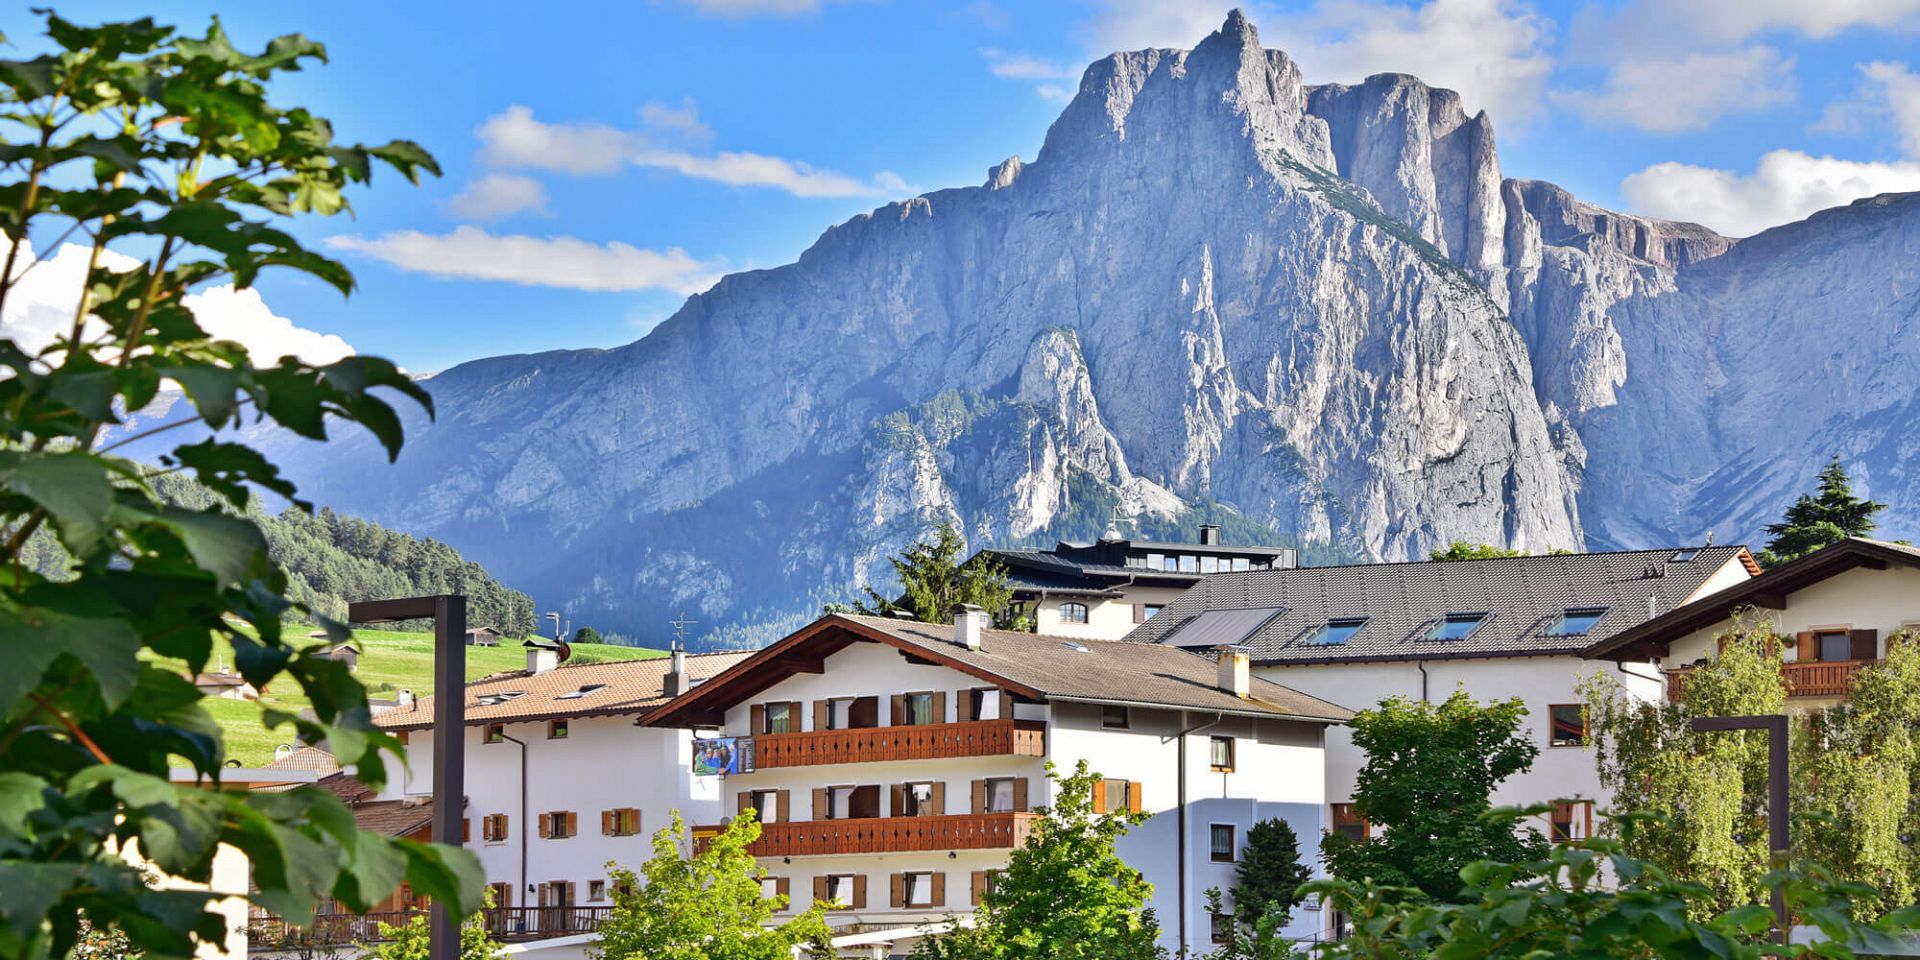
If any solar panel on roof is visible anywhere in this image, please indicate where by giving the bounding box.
[1164,607,1286,648]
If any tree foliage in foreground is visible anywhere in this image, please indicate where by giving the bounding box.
[1322,692,1549,901]
[1428,541,1525,561]
[592,811,831,960]
[1757,455,1887,567]
[0,11,480,960]
[362,890,504,960]
[913,761,1164,960]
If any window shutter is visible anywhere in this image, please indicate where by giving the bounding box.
[890,873,904,908]
[776,789,791,823]
[930,872,946,907]
[602,810,614,836]
[812,787,829,819]
[891,784,906,816]
[852,874,868,909]
[1134,604,1147,624]
[750,703,766,734]
[567,881,577,906]
[814,875,828,905]
[566,812,578,836]
[1013,777,1029,812]
[737,791,751,815]
[1127,782,1143,813]
[931,691,947,724]
[502,814,510,839]
[789,701,804,730]
[971,779,987,814]
[774,876,790,904]
[814,699,829,731]
[1797,631,1818,661]
[538,813,551,838]
[462,818,470,843]
[930,781,946,816]
[972,870,987,905]
[1091,780,1108,814]
[958,690,975,722]
[890,695,905,726]
[1850,629,1878,661]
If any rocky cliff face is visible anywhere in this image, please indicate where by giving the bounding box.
[253,12,1919,643]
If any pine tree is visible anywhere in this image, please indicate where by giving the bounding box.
[1757,455,1887,567]
[1230,818,1313,929]
[852,521,1014,624]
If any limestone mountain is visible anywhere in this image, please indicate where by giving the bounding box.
[241,12,1919,645]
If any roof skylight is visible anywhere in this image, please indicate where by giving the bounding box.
[555,683,609,700]
[1428,612,1489,641]
[1304,617,1368,646]
[1670,548,1701,562]
[475,690,527,706]
[1544,607,1609,637]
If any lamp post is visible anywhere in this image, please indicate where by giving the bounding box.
[349,595,466,960]
[1690,714,1789,942]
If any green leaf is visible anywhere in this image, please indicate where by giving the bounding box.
[0,773,49,838]
[0,863,84,939]
[0,601,141,710]
[0,450,114,554]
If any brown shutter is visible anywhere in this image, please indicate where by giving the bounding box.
[737,791,751,815]
[502,814,511,839]
[1128,782,1143,813]
[971,779,987,814]
[931,691,947,724]
[566,812,578,836]
[1134,604,1147,624]
[601,810,612,836]
[814,699,829,731]
[958,690,975,722]
[890,873,904,908]
[776,789,791,823]
[789,701,804,730]
[930,781,946,816]
[1797,631,1818,661]
[775,876,790,904]
[852,874,868,909]
[814,876,828,905]
[890,695,905,726]
[972,870,987,905]
[930,872,946,907]
[750,703,766,734]
[1850,629,1879,661]
[538,813,552,838]
[1092,780,1108,813]
[891,784,906,816]
[812,787,829,819]
[462,818,471,843]
[1013,777,1029,812]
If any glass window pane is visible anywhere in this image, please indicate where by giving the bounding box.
[989,779,1014,812]
[1820,633,1852,662]
[908,693,933,725]
[1210,824,1234,861]
[1549,705,1586,746]
[1200,556,1218,573]
[1430,613,1487,641]
[1546,608,1608,636]
[1232,558,1251,571]
[1104,780,1129,810]
[1179,555,1199,572]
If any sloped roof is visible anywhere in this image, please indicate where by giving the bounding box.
[375,650,751,732]
[1582,538,1920,661]
[643,613,1353,728]
[1124,546,1757,664]
[262,745,341,776]
[352,799,434,838]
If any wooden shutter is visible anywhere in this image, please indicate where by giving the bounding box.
[1797,631,1818,661]
[567,881,577,905]
[1850,628,1879,660]
[789,701,804,731]
[814,876,828,905]
[1013,777,1029,812]
[930,781,946,815]
[750,703,766,734]
[776,789,791,823]
[1091,780,1108,814]
[972,870,987,904]
[931,691,947,724]
[462,818,470,843]
[501,814,510,839]
[565,812,578,837]
[814,699,829,731]
[889,873,904,908]
[852,873,868,909]
[737,791,751,815]
[538,813,552,838]
[601,810,614,836]
[1127,782,1143,813]
[971,779,987,814]
[930,872,946,907]
[890,695,905,725]
[774,876,790,904]
[812,787,829,819]
[958,690,975,722]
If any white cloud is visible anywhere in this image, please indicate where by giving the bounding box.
[1862,60,1920,157]
[3,238,353,364]
[1620,149,1920,237]
[1552,47,1795,133]
[446,173,549,220]
[1036,84,1075,104]
[475,104,908,198]
[325,226,723,295]
[1576,0,1920,50]
[981,49,1078,82]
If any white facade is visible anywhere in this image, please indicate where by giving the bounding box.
[1030,585,1188,640]
[698,640,1334,957]
[1661,563,1920,667]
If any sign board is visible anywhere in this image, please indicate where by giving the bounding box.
[692,736,754,776]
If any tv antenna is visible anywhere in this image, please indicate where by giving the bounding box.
[669,610,698,651]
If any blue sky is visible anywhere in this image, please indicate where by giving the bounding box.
[26,0,1920,373]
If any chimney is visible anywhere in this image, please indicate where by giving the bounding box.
[1199,524,1220,545]
[953,604,988,651]
[527,644,558,675]
[1647,594,1659,619]
[398,689,415,711]
[665,645,689,697]
[1216,646,1250,699]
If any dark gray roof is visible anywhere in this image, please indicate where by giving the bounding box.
[1125,546,1758,664]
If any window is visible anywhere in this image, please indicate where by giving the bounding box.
[1231,557,1251,572]
[761,701,794,734]
[603,807,641,837]
[1179,555,1200,572]
[1061,602,1089,624]
[904,872,935,907]
[1429,612,1489,641]
[1670,549,1701,563]
[749,789,780,823]
[825,785,854,819]
[613,877,633,898]
[547,719,569,739]
[827,874,857,906]
[1099,778,1134,812]
[968,688,1001,721]
[1545,607,1609,636]
[1305,617,1368,646]
[903,692,936,726]
[1163,555,1180,572]
[1332,803,1368,841]
[1134,603,1164,623]
[827,697,853,730]
[1145,553,1165,570]
[984,777,1018,813]
[901,781,937,817]
[759,877,783,901]
[1209,736,1235,772]
[1210,824,1236,862]
[1211,912,1233,945]
[588,880,606,901]
[1101,704,1131,729]
[482,814,509,843]
[1550,801,1593,842]
[1548,705,1588,747]
[483,724,505,744]
[1820,631,1852,662]
[555,683,607,700]
[540,811,576,839]
[1200,556,1219,573]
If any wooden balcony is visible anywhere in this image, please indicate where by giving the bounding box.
[1667,660,1870,700]
[752,718,1045,769]
[705,812,1039,858]
[249,907,612,946]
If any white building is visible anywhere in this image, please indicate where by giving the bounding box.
[1583,537,1920,707]
[373,645,750,933]
[642,611,1352,957]
[983,525,1297,640]
[1124,546,1757,843]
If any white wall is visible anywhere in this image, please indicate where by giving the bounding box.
[1664,565,1920,666]
[1033,586,1188,641]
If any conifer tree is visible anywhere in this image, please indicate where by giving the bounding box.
[1757,455,1887,567]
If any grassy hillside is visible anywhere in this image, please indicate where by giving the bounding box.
[201,629,665,766]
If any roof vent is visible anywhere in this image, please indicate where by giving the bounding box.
[1062,641,1089,653]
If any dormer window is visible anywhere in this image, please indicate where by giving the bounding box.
[1670,549,1701,562]
[1305,617,1368,646]
[1545,607,1609,637]
[1429,612,1489,641]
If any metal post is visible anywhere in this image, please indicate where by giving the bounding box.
[350,595,466,960]
[1691,714,1789,941]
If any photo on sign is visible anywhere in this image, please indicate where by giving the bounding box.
[693,736,752,776]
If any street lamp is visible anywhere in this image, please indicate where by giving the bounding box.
[349,595,467,960]
[1690,714,1789,941]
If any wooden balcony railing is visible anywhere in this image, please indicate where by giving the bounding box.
[704,812,1039,858]
[752,718,1045,768]
[1667,659,1869,700]
[247,907,613,945]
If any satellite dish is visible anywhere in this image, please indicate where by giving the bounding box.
[556,640,573,663]
[274,743,296,761]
